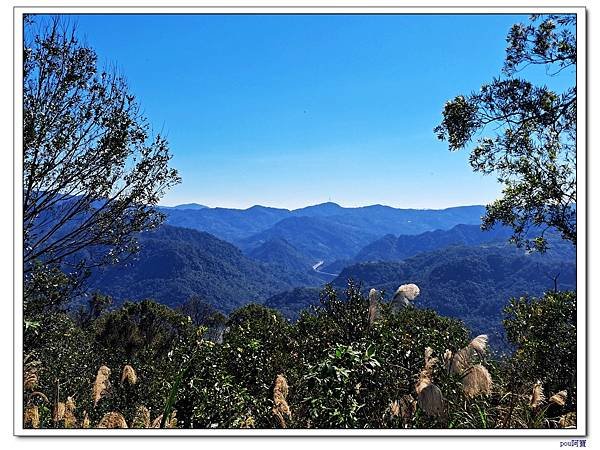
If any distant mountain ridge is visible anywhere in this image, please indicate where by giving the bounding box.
[319,223,514,273]
[238,215,379,262]
[170,203,208,210]
[354,223,513,262]
[160,202,486,242]
[160,202,487,265]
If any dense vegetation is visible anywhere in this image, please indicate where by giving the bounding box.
[333,244,575,348]
[85,225,299,312]
[23,281,576,429]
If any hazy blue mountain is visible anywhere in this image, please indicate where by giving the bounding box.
[354,224,514,262]
[238,216,379,262]
[171,203,208,210]
[330,243,576,348]
[87,225,294,313]
[160,205,290,242]
[293,204,487,237]
[246,237,325,286]
[247,237,312,271]
[291,202,346,217]
[160,202,487,247]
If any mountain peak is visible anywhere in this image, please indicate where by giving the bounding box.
[292,202,343,216]
[172,203,208,210]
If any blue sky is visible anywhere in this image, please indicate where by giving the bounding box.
[50,14,573,210]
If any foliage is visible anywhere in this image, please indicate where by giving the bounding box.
[435,15,576,251]
[23,282,576,429]
[503,291,576,403]
[23,16,180,273]
[24,262,82,317]
[332,244,575,349]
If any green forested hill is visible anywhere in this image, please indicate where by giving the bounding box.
[88,225,295,312]
[331,244,576,347]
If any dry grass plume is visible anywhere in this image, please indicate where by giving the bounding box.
[151,410,177,428]
[82,411,90,429]
[121,365,137,385]
[450,335,488,375]
[549,390,567,407]
[93,365,111,407]
[272,374,291,428]
[239,415,256,428]
[132,405,151,428]
[559,412,576,428]
[461,364,492,398]
[394,284,421,302]
[415,347,444,418]
[529,381,545,408]
[52,402,65,423]
[63,396,77,428]
[24,405,40,428]
[368,288,380,326]
[98,412,128,428]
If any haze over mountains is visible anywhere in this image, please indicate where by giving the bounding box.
[84,201,575,349]
[159,202,487,243]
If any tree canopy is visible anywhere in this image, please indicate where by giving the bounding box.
[435,15,576,252]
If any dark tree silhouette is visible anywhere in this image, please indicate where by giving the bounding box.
[23,16,180,273]
[435,15,576,252]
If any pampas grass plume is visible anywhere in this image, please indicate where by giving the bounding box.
[93,365,111,407]
[63,396,77,428]
[272,374,291,428]
[132,405,150,428]
[24,405,40,428]
[530,381,545,408]
[399,394,416,421]
[53,402,65,423]
[121,365,137,385]
[461,364,492,397]
[418,383,445,417]
[368,288,379,326]
[443,349,453,371]
[98,412,128,429]
[469,335,488,355]
[559,412,576,428]
[82,411,90,429]
[394,284,420,302]
[151,410,177,428]
[549,390,567,407]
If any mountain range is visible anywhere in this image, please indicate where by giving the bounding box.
[77,201,576,349]
[160,202,486,246]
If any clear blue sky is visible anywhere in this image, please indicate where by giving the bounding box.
[48,14,573,210]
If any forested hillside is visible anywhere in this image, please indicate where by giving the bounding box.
[333,244,576,347]
[87,225,295,312]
